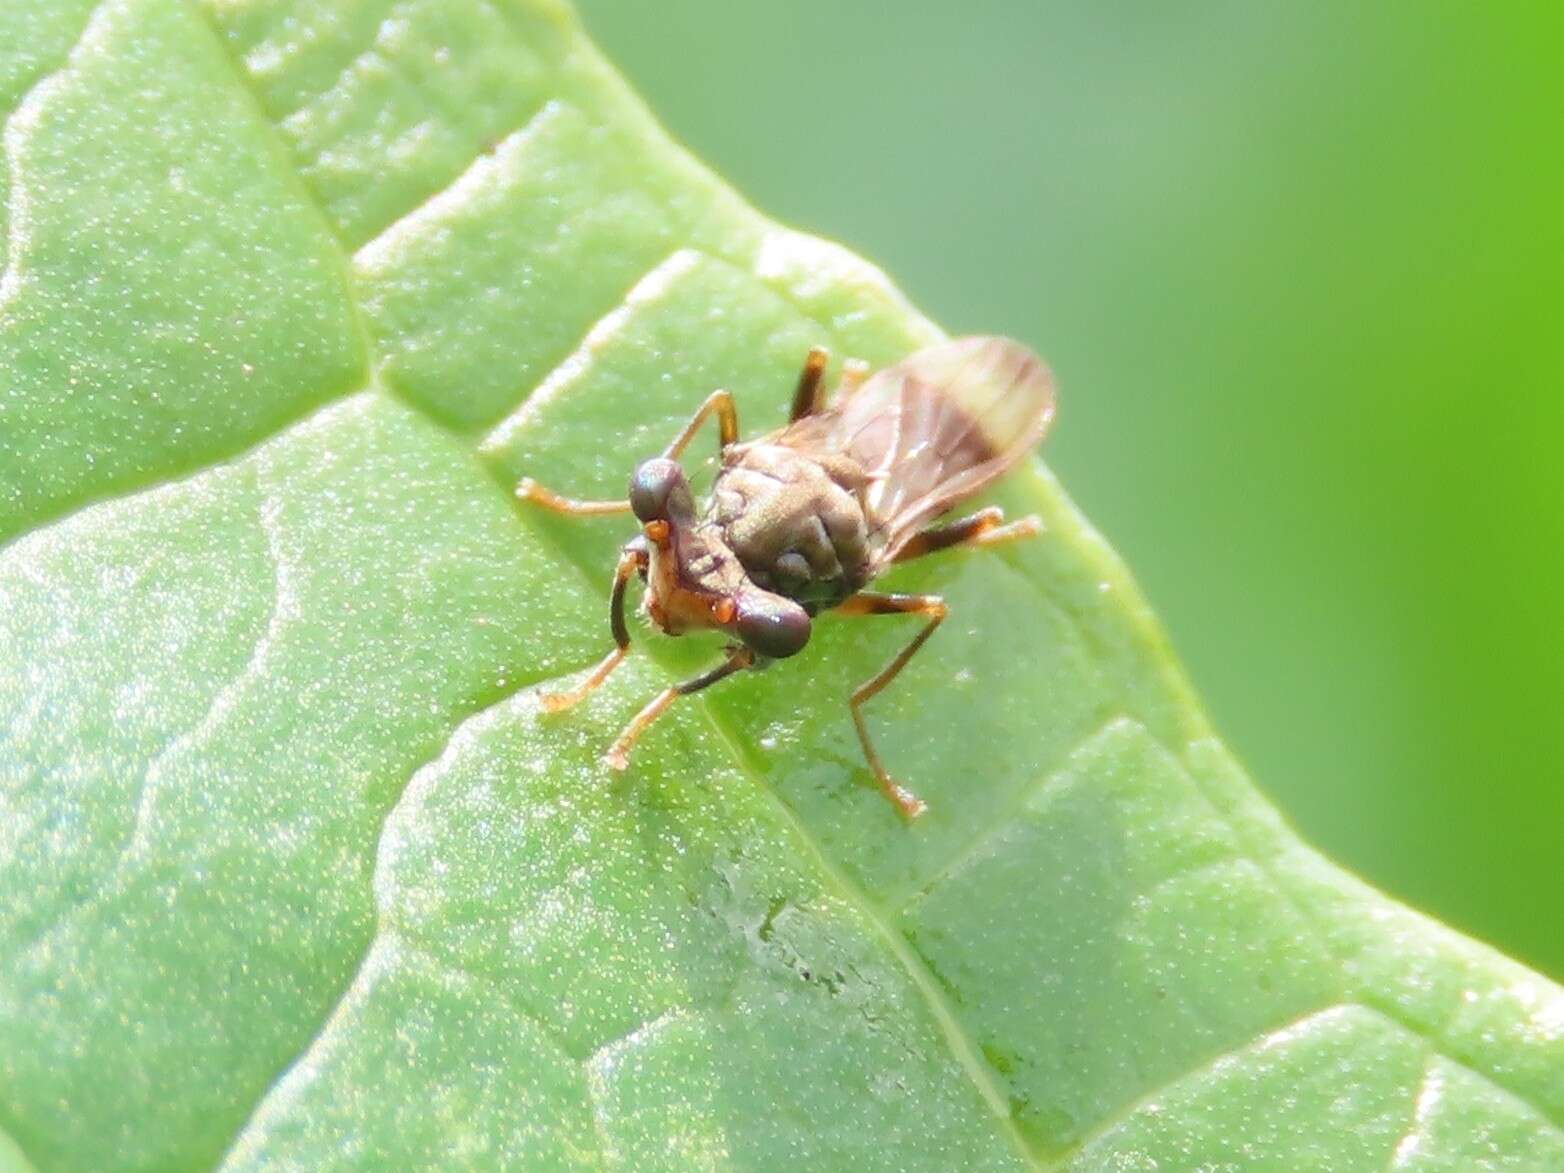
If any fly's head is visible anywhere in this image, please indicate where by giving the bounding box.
[626,456,811,660]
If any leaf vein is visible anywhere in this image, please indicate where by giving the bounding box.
[1063,1003,1362,1161]
[350,98,562,270]
[186,3,370,314]
[997,469,1564,1138]
[0,0,111,313]
[894,709,1132,917]
[0,0,104,128]
[0,5,380,553]
[118,479,290,870]
[214,661,605,1166]
[1175,765,1564,1136]
[478,247,706,454]
[691,696,1045,1171]
[1387,1054,1439,1172]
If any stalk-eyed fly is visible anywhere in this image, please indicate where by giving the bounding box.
[517,336,1056,818]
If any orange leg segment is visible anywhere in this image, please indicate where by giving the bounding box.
[540,546,645,713]
[603,646,755,770]
[515,478,632,516]
[789,345,831,421]
[893,506,1042,563]
[662,389,739,460]
[835,591,950,819]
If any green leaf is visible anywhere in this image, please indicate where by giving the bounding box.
[1,1,1560,1169]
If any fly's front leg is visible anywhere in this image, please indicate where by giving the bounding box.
[662,389,739,460]
[515,478,633,515]
[789,345,830,421]
[835,591,949,819]
[603,646,755,770]
[892,506,1042,563]
[540,544,646,713]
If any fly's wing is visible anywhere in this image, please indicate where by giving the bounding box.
[781,335,1055,558]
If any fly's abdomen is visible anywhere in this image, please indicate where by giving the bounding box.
[709,444,872,608]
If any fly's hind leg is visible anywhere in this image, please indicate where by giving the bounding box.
[892,506,1042,563]
[791,346,873,420]
[836,591,949,819]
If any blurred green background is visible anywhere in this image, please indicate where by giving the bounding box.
[578,2,1564,977]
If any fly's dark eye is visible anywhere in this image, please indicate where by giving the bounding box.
[735,593,811,659]
[629,458,688,523]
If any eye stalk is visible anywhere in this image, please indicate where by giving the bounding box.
[734,592,811,659]
[628,458,693,524]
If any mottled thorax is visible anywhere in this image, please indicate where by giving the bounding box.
[708,442,874,607]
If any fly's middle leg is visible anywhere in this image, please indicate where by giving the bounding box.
[790,347,872,420]
[892,506,1042,563]
[518,390,740,512]
[662,389,739,459]
[835,591,949,819]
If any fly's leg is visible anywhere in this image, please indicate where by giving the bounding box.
[604,646,755,770]
[836,591,949,819]
[891,506,1042,563]
[844,512,1037,813]
[540,544,646,713]
[789,345,830,421]
[663,389,739,459]
[834,358,871,401]
[515,479,633,515]
[518,391,740,510]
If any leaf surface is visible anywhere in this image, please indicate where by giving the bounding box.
[1,1,1561,1170]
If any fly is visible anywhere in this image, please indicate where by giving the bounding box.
[516,336,1057,818]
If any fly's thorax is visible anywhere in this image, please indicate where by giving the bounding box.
[707,443,875,607]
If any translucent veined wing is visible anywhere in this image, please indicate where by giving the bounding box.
[780,336,1055,559]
